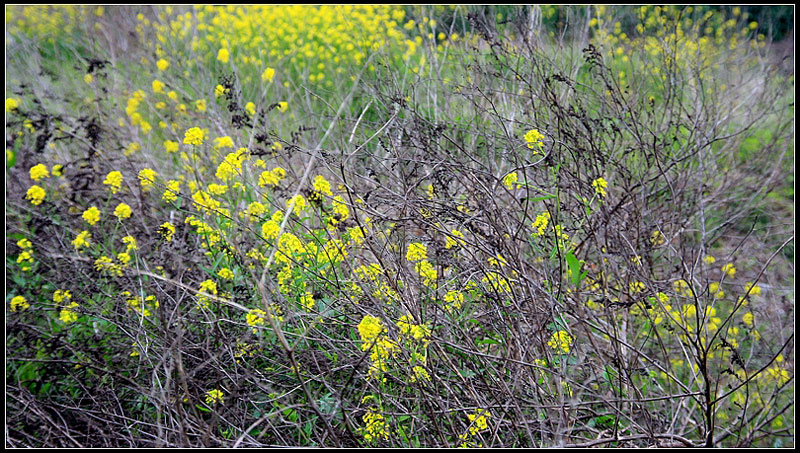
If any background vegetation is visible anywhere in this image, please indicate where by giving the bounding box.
[6,5,794,447]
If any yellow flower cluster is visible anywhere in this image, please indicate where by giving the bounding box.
[548,330,574,354]
[25,185,46,206]
[205,389,224,405]
[138,168,157,191]
[72,230,91,250]
[357,315,399,381]
[406,242,427,262]
[103,171,123,194]
[16,238,34,272]
[183,126,205,145]
[197,279,218,309]
[467,408,492,436]
[592,177,608,198]
[445,229,466,249]
[524,129,545,152]
[397,314,431,347]
[258,167,286,187]
[29,164,49,181]
[246,308,267,333]
[10,295,30,312]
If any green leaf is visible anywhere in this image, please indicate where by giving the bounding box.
[566,252,582,287]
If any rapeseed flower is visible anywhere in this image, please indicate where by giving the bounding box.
[503,171,518,190]
[524,128,545,151]
[138,168,157,191]
[262,67,275,83]
[25,185,46,205]
[104,171,123,194]
[152,79,166,94]
[113,203,132,220]
[184,127,205,145]
[406,242,427,262]
[217,48,229,63]
[164,140,179,153]
[722,263,736,278]
[156,58,169,71]
[162,180,181,202]
[6,98,20,112]
[10,295,29,312]
[548,330,573,354]
[205,389,224,405]
[82,206,101,225]
[158,222,175,242]
[72,230,91,250]
[29,164,49,181]
[592,177,608,198]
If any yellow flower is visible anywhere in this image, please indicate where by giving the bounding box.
[742,312,754,327]
[103,171,123,194]
[72,230,91,250]
[195,99,207,112]
[524,128,545,151]
[445,229,466,249]
[300,291,315,312]
[312,175,333,199]
[213,136,235,149]
[650,230,665,246]
[261,220,281,240]
[245,101,256,116]
[286,194,308,212]
[25,185,46,205]
[81,206,101,225]
[59,302,80,323]
[503,171,518,190]
[592,177,608,198]
[258,167,286,187]
[10,295,30,312]
[138,168,157,191]
[184,127,205,145]
[156,58,169,71]
[122,235,137,252]
[530,213,550,238]
[6,98,20,112]
[548,330,573,354]
[406,242,427,262]
[703,255,716,265]
[205,389,224,405]
[262,67,275,83]
[214,84,227,97]
[467,409,492,435]
[277,101,288,113]
[218,268,234,280]
[246,308,267,333]
[152,79,166,94]
[29,163,49,181]
[744,282,761,297]
[158,222,175,242]
[217,48,229,64]
[164,140,179,153]
[358,315,385,347]
[722,263,736,278]
[197,279,218,309]
[162,180,181,202]
[113,203,132,220]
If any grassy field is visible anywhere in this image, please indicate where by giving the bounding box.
[5,5,794,447]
